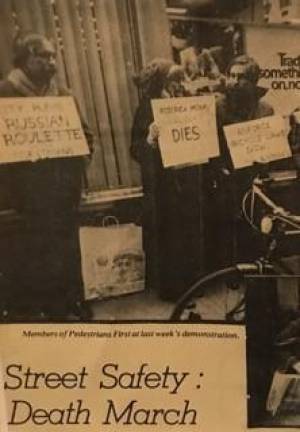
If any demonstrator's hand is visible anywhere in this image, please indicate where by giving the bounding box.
[146,122,160,148]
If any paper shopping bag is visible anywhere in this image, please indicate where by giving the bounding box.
[80,221,145,300]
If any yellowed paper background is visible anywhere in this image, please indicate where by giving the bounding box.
[0,323,246,432]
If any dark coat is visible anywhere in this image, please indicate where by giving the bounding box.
[203,91,275,269]
[0,79,92,315]
[131,97,203,300]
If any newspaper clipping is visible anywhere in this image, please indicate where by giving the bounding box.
[1,0,300,430]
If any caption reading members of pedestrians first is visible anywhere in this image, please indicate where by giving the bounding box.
[4,362,204,427]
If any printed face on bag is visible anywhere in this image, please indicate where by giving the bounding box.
[111,251,144,284]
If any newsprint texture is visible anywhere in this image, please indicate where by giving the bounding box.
[1,0,300,431]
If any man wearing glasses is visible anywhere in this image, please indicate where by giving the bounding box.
[205,55,274,271]
[0,32,93,321]
[206,55,277,424]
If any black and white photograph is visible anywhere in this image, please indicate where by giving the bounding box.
[0,0,253,323]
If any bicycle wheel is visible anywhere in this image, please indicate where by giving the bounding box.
[170,266,249,322]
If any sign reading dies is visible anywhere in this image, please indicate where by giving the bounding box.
[151,96,219,168]
[0,96,90,164]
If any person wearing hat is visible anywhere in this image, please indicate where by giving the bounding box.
[0,32,93,320]
[131,58,203,301]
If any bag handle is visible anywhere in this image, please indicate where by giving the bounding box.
[102,215,119,228]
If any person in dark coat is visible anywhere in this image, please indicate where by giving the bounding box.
[131,59,203,301]
[208,55,284,426]
[0,32,93,320]
[204,55,274,270]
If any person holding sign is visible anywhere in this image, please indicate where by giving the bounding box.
[204,55,275,271]
[209,55,298,424]
[131,59,203,301]
[0,32,93,320]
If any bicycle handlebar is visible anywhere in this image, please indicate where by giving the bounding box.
[242,173,300,235]
[252,184,287,216]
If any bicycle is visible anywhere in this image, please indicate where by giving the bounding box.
[170,169,300,322]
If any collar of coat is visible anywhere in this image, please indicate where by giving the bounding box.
[7,68,58,96]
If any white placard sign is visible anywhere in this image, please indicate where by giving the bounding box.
[0,96,90,164]
[224,115,292,169]
[151,96,219,168]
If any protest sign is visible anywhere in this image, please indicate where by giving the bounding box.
[224,115,292,169]
[151,96,219,168]
[0,96,90,164]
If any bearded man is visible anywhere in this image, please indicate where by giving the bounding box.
[205,55,277,424]
[0,32,93,320]
[204,55,274,271]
